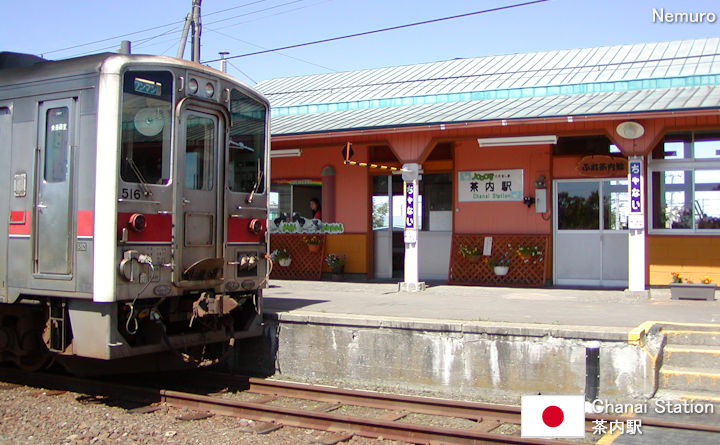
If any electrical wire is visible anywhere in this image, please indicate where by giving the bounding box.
[42,0,297,57]
[203,0,551,63]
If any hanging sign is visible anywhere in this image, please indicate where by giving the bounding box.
[577,155,628,177]
[268,220,344,234]
[458,169,523,202]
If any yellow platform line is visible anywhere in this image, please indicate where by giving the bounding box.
[628,321,720,344]
[663,329,720,335]
[660,368,720,378]
[665,346,720,355]
[679,393,720,403]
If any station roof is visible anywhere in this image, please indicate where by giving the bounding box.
[256,37,720,136]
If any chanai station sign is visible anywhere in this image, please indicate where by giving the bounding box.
[458,169,524,202]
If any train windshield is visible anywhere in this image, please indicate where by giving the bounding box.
[120,71,173,185]
[228,89,267,193]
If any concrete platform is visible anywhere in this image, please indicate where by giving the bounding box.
[230,280,720,440]
[262,280,720,328]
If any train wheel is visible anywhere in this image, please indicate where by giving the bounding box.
[14,350,50,371]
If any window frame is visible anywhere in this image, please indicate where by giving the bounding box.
[648,132,720,235]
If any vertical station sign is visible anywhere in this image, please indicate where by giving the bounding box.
[627,158,644,229]
[404,180,418,243]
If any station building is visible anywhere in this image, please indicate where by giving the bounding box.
[257,37,720,289]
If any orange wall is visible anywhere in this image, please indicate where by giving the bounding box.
[324,234,367,274]
[271,146,369,233]
[453,141,552,235]
[648,236,720,285]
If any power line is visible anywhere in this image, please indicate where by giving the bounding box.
[203,0,551,63]
[208,28,336,73]
[43,0,285,57]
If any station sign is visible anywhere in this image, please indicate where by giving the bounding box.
[458,169,523,202]
[577,155,628,177]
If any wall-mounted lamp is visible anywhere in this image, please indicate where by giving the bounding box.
[271,148,302,158]
[477,135,557,147]
[534,175,546,188]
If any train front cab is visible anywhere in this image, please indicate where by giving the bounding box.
[0,54,269,370]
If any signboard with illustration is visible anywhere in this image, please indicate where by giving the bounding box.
[268,219,344,234]
[458,169,523,202]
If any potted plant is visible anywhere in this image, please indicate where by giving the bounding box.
[325,253,347,279]
[515,244,543,264]
[487,255,510,276]
[457,245,482,264]
[271,249,292,267]
[303,235,322,253]
[669,272,716,300]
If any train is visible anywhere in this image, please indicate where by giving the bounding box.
[0,49,270,373]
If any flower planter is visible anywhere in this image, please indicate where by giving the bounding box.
[466,254,482,264]
[670,283,716,301]
[493,266,509,276]
[307,243,321,253]
[278,258,292,267]
[330,264,345,281]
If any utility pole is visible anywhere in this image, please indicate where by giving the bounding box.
[191,0,202,63]
[177,0,202,62]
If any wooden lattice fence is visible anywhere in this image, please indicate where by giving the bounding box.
[269,234,325,280]
[449,234,549,287]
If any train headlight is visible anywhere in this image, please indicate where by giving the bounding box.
[248,218,263,235]
[205,82,215,98]
[188,78,199,95]
[128,213,147,232]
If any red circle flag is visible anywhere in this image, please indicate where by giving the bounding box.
[542,405,564,428]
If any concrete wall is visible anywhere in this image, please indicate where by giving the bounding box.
[231,313,655,404]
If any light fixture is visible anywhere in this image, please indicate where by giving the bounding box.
[477,135,557,147]
[187,78,198,94]
[270,148,302,158]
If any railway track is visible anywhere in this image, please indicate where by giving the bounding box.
[1,367,719,444]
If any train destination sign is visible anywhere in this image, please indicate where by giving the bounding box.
[458,169,523,202]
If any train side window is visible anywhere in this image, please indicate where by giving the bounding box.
[228,89,267,193]
[44,107,70,183]
[120,71,173,185]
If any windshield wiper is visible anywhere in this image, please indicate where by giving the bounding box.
[126,156,153,197]
[246,160,263,204]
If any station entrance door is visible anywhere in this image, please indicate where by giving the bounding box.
[553,179,629,288]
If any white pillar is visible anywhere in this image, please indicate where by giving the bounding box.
[627,156,647,293]
[399,163,425,292]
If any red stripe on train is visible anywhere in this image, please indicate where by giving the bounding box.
[117,212,172,242]
[77,210,94,237]
[227,217,265,243]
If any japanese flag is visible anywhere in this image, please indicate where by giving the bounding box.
[521,395,585,438]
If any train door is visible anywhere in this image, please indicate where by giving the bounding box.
[0,105,10,298]
[173,105,225,284]
[31,99,76,291]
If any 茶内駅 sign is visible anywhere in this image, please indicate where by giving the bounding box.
[577,155,628,177]
[458,169,523,202]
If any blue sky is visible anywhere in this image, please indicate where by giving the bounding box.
[2,0,719,84]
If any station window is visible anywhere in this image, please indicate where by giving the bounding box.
[228,90,267,193]
[269,181,321,221]
[650,132,720,232]
[120,70,172,185]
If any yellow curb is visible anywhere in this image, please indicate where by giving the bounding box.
[660,368,720,378]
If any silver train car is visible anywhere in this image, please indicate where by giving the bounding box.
[0,51,269,372]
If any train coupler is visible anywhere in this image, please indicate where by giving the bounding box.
[189,292,239,327]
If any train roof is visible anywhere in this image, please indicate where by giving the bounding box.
[0,52,115,85]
